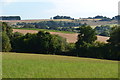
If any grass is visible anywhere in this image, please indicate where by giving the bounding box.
[2,52,119,78]
[14,28,75,34]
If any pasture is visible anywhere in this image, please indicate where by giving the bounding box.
[2,52,118,78]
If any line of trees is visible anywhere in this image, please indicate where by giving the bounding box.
[53,15,74,20]
[16,21,113,37]
[1,22,68,54]
[0,16,21,20]
[15,21,82,33]
[11,31,68,54]
[87,15,112,21]
[94,25,111,37]
[74,25,120,60]
[16,21,81,29]
[1,22,120,60]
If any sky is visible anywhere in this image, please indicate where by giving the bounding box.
[0,0,120,20]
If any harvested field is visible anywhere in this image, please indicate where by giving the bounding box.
[50,32,78,43]
[13,29,109,43]
[97,36,109,43]
[13,29,38,34]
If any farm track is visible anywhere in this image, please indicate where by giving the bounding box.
[13,29,110,43]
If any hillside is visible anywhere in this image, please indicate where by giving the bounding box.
[0,19,117,26]
[2,52,118,78]
[0,19,73,22]
[13,29,109,43]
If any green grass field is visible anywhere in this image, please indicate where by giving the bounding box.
[14,28,75,34]
[2,52,118,78]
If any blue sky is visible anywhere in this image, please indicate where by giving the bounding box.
[0,0,120,20]
[2,2,55,19]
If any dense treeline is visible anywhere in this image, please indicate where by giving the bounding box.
[0,16,21,20]
[87,15,112,21]
[53,15,74,20]
[87,15,120,21]
[1,22,120,60]
[15,21,82,33]
[1,22,68,54]
[11,31,68,54]
[94,25,111,37]
[112,15,120,20]
[73,25,119,60]
[16,22,112,36]
[16,21,81,29]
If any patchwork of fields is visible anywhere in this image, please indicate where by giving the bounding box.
[2,52,119,78]
[13,29,109,43]
[0,19,117,26]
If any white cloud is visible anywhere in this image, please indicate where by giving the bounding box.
[36,0,119,18]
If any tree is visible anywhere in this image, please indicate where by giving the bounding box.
[1,22,13,52]
[108,26,120,46]
[2,22,13,39]
[13,32,23,38]
[11,31,68,54]
[75,25,97,56]
[99,30,110,36]
[49,35,67,54]
[107,26,120,60]
[2,32,12,52]
[76,25,97,46]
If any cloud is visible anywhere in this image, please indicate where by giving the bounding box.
[45,0,119,18]
[1,0,119,18]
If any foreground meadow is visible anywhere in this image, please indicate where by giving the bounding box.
[2,52,118,78]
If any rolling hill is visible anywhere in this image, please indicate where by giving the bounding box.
[0,19,117,26]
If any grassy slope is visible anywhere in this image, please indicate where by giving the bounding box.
[14,28,75,34]
[2,52,118,78]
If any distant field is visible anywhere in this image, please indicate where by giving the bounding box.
[13,28,110,43]
[0,19,73,23]
[91,24,118,28]
[13,28,75,34]
[2,52,118,78]
[1,19,117,27]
